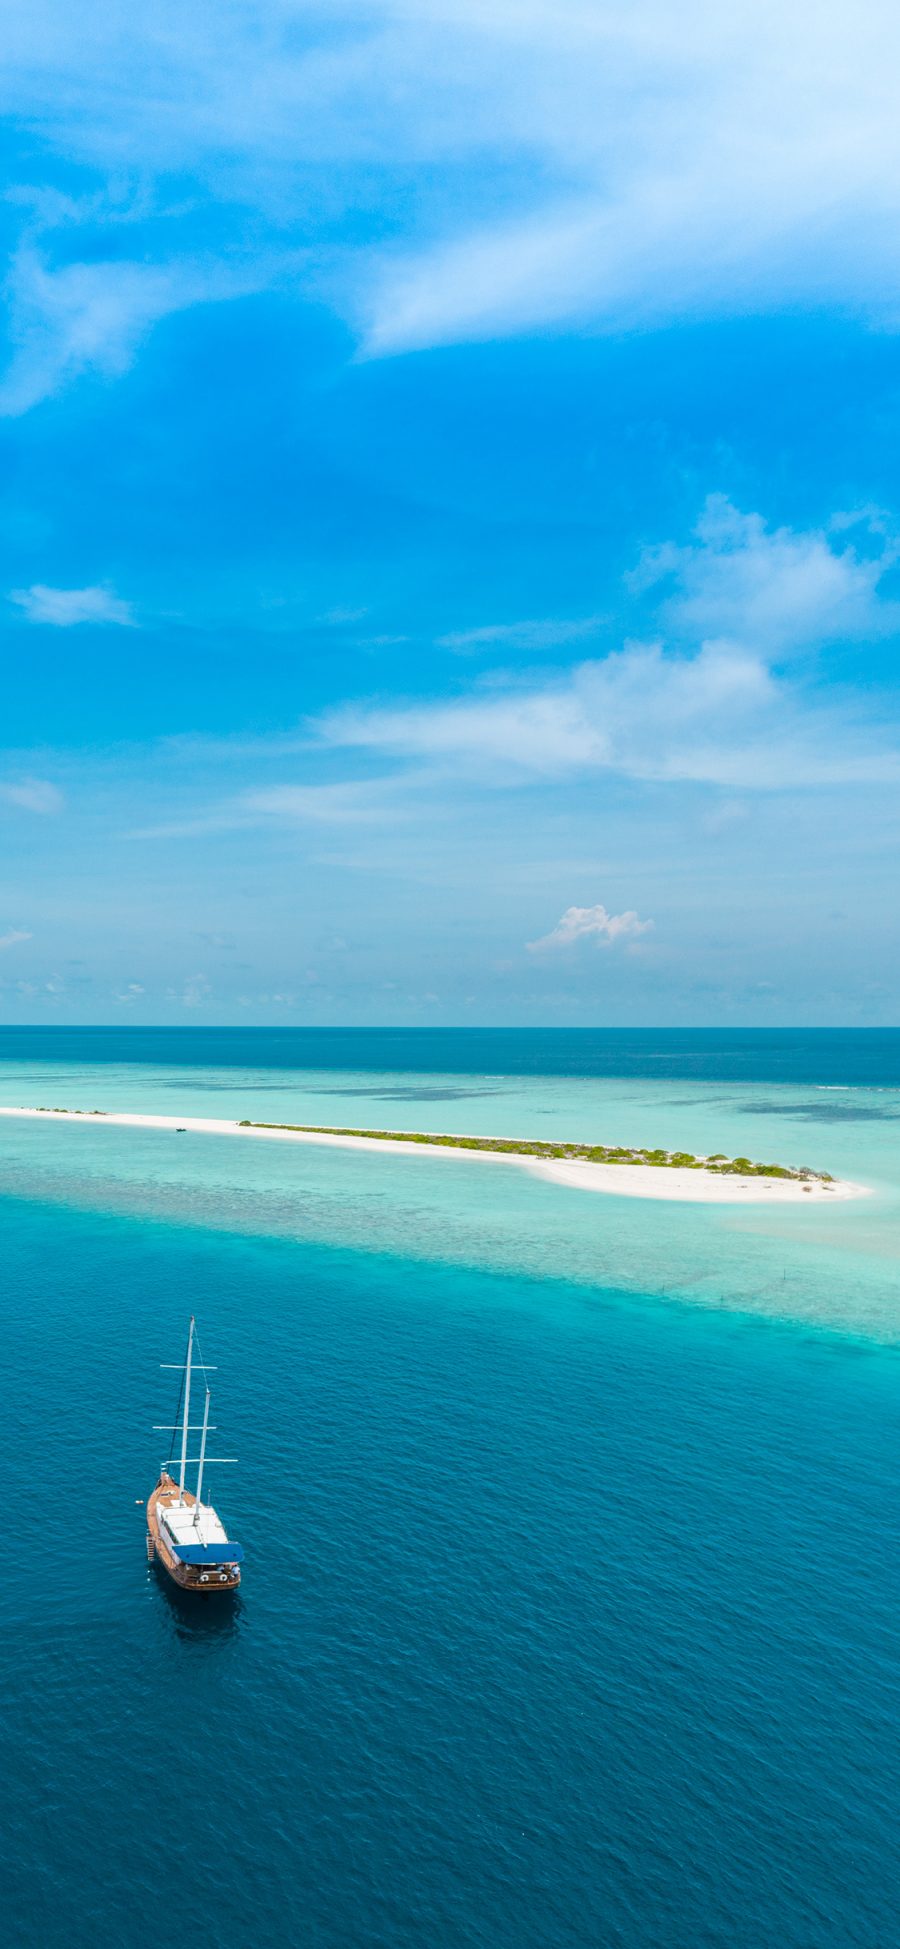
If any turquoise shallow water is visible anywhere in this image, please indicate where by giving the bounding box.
[0,1028,898,1340]
[2,1030,900,1945]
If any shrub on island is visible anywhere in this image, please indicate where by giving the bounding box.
[229,1119,829,1183]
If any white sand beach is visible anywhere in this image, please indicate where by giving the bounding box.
[0,1105,869,1204]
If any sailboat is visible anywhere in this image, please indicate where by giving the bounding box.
[146,1316,244,1593]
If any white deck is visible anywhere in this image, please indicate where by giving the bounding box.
[160,1497,230,1548]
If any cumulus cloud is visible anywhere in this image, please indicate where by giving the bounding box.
[0,778,64,813]
[631,497,900,654]
[528,904,652,952]
[0,929,32,951]
[11,583,135,627]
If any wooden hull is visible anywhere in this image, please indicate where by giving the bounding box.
[146,1472,241,1594]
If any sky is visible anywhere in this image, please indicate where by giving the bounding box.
[2,0,900,1026]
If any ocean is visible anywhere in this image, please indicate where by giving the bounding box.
[1,1028,899,1947]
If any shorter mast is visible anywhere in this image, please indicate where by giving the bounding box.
[193,1387,211,1522]
[178,1315,194,1504]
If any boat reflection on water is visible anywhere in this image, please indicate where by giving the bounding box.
[151,1557,245,1642]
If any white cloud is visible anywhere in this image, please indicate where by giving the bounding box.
[316,639,858,787]
[0,778,64,813]
[11,583,135,627]
[2,1,900,382]
[438,616,603,653]
[239,783,399,825]
[320,606,369,626]
[316,501,900,789]
[0,249,185,414]
[359,2,900,354]
[0,929,32,951]
[132,774,418,839]
[171,973,211,1009]
[0,246,270,415]
[528,904,652,952]
[631,497,900,654]
[701,798,749,835]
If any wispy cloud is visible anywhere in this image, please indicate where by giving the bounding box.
[316,639,893,789]
[131,774,413,840]
[0,778,64,813]
[438,616,604,654]
[0,249,186,415]
[359,3,900,355]
[115,982,145,1003]
[1,1,900,389]
[528,904,652,952]
[11,583,135,626]
[0,929,32,951]
[175,973,211,1010]
[0,246,270,415]
[320,606,369,627]
[316,501,900,789]
[239,783,399,826]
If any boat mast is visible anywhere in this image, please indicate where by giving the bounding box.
[178,1315,194,1504]
[193,1387,211,1521]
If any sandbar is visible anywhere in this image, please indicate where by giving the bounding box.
[0,1105,869,1204]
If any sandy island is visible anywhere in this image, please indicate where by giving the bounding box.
[0,1105,869,1204]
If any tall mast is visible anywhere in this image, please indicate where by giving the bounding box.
[178,1315,194,1504]
[193,1387,211,1522]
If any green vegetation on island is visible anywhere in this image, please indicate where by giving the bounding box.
[235,1120,832,1182]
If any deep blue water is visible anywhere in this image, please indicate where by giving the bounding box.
[3,1023,900,1086]
[2,1030,900,1946]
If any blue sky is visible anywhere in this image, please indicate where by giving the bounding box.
[2,0,900,1025]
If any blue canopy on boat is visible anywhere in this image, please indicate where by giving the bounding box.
[174,1543,244,1565]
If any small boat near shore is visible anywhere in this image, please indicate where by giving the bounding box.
[147,1316,243,1594]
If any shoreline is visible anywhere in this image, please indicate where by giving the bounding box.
[0,1104,869,1205]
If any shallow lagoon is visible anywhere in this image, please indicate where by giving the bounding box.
[1,1031,899,1947]
[0,1031,898,1340]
